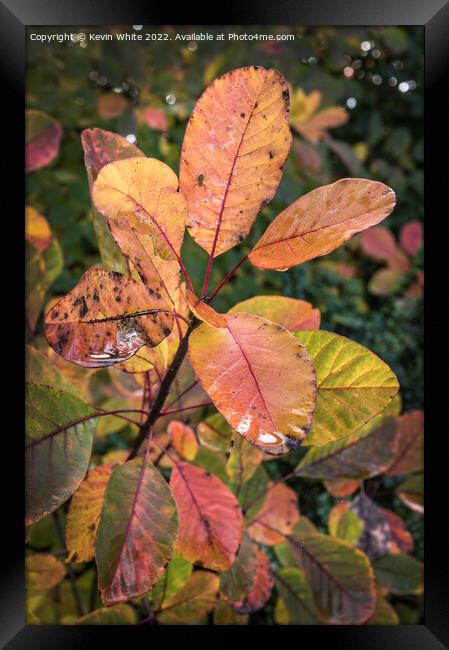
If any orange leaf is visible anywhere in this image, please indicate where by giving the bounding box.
[170,461,243,571]
[380,508,414,554]
[179,66,292,257]
[81,128,144,187]
[186,289,227,328]
[97,93,129,119]
[168,421,199,461]
[66,464,114,563]
[141,107,168,132]
[228,295,320,331]
[249,178,396,271]
[44,266,174,367]
[360,226,409,271]
[25,206,53,253]
[188,313,316,455]
[324,478,360,498]
[92,157,187,261]
[296,107,349,144]
[248,483,300,545]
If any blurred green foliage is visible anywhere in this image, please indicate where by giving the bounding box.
[26,25,423,625]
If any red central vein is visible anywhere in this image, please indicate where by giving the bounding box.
[201,79,266,296]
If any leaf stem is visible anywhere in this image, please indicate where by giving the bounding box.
[164,379,199,410]
[208,254,249,302]
[160,401,212,417]
[128,317,201,460]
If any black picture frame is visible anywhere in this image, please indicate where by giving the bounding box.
[3,1,447,647]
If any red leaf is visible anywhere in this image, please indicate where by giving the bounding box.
[233,548,274,613]
[399,221,423,257]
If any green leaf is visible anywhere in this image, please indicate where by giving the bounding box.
[26,238,63,333]
[26,344,80,397]
[26,554,66,592]
[275,567,322,624]
[373,553,423,595]
[226,435,263,486]
[213,599,249,625]
[25,383,96,525]
[294,331,399,446]
[96,454,178,605]
[77,604,137,625]
[328,504,364,545]
[288,532,375,624]
[157,571,219,624]
[197,413,233,453]
[366,596,399,625]
[396,473,424,513]
[193,447,230,485]
[150,553,193,610]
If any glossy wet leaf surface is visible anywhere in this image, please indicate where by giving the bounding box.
[25,384,97,525]
[96,455,178,605]
[189,313,316,455]
[295,331,399,445]
[179,66,292,256]
[170,461,243,571]
[249,179,396,270]
[44,266,174,368]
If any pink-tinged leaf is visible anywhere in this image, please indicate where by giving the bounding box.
[296,107,349,144]
[233,548,274,613]
[295,140,321,174]
[170,461,243,571]
[26,110,62,172]
[168,421,199,461]
[141,107,168,132]
[350,493,395,561]
[96,454,178,605]
[360,226,409,271]
[228,295,320,331]
[179,66,292,257]
[249,178,396,270]
[385,410,423,475]
[188,313,316,456]
[25,206,53,253]
[399,221,423,257]
[248,483,300,545]
[97,93,129,119]
[44,266,174,368]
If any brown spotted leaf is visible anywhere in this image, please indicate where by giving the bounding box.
[249,179,396,270]
[179,66,292,257]
[26,110,62,172]
[170,461,243,571]
[44,266,174,368]
[228,295,320,331]
[66,464,115,563]
[96,454,178,605]
[188,313,316,456]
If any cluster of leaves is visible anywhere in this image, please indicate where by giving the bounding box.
[25,33,423,626]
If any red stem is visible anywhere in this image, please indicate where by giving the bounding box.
[164,379,200,410]
[208,254,249,302]
[160,401,212,417]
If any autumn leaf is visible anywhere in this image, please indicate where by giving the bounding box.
[141,106,168,132]
[26,344,80,397]
[373,554,423,595]
[188,313,316,455]
[380,508,414,554]
[44,266,174,368]
[92,157,187,261]
[232,548,274,613]
[289,532,375,624]
[26,554,66,592]
[249,178,396,270]
[150,553,193,610]
[220,532,259,603]
[295,331,399,445]
[197,413,233,453]
[77,604,137,625]
[168,420,199,461]
[350,493,395,561]
[66,464,114,563]
[274,567,322,624]
[248,483,299,545]
[97,93,129,119]
[290,88,348,143]
[96,454,178,605]
[359,226,409,271]
[157,571,219,624]
[324,478,360,498]
[366,596,399,625]
[385,410,423,475]
[399,220,423,257]
[213,599,249,625]
[186,289,227,328]
[397,473,423,513]
[226,435,264,486]
[179,66,292,256]
[228,295,320,331]
[328,502,364,545]
[26,110,62,172]
[295,417,399,480]
[170,461,243,571]
[25,384,97,525]
[25,206,53,253]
